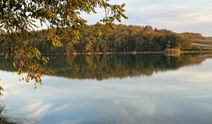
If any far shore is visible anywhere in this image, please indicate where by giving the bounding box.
[41,50,212,55]
[69,51,212,55]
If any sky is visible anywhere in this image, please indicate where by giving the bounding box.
[84,0,212,36]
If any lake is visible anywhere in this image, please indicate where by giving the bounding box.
[1,54,212,124]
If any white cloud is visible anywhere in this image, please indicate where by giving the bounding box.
[84,0,212,36]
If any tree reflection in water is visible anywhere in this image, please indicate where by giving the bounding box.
[0,54,210,80]
[46,54,208,80]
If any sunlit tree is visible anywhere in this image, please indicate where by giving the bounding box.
[0,0,127,82]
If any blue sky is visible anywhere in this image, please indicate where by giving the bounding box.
[84,0,212,36]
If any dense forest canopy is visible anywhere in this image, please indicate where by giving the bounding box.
[70,24,192,52]
[21,24,194,54]
[180,32,206,40]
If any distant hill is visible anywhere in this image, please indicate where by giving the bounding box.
[180,32,212,50]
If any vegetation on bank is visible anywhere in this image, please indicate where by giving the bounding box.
[1,24,211,54]
[28,24,193,53]
[9,24,208,54]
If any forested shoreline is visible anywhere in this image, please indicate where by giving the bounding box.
[34,24,212,53]
[1,24,211,54]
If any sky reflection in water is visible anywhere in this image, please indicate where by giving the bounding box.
[0,57,212,124]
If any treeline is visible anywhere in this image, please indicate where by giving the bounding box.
[31,24,196,53]
[180,32,206,40]
[1,24,209,53]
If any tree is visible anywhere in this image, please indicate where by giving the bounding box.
[0,0,127,82]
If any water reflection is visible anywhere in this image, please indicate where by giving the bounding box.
[0,54,212,124]
[47,54,208,80]
[0,54,209,80]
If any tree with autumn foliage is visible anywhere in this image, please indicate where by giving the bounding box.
[0,0,127,82]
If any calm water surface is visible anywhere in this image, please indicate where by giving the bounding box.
[0,54,212,124]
